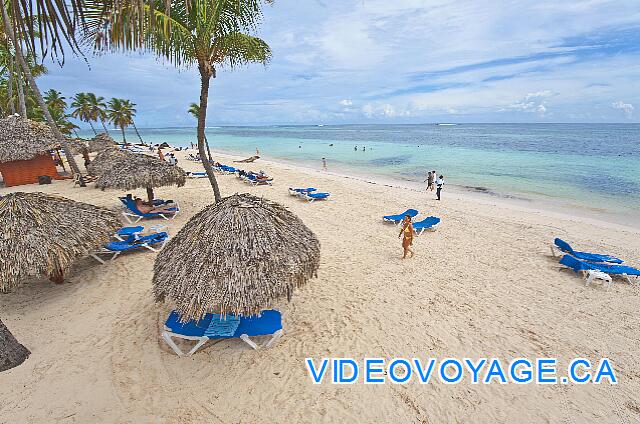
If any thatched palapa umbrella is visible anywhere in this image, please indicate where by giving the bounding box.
[86,147,127,176]
[88,133,118,152]
[94,150,186,202]
[0,115,58,163]
[153,193,321,321]
[0,192,121,292]
[1,317,30,372]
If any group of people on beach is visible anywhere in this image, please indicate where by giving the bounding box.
[397,170,446,259]
[425,170,444,200]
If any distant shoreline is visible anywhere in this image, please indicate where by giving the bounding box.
[207,149,640,232]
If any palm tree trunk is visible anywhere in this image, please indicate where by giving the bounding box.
[7,56,15,114]
[205,135,212,162]
[15,63,26,117]
[120,126,126,143]
[197,65,222,202]
[88,121,97,135]
[0,1,85,186]
[100,119,110,135]
[0,317,30,372]
[133,122,144,145]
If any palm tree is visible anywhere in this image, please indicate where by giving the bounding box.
[107,97,135,143]
[70,93,97,134]
[44,90,78,136]
[85,92,110,134]
[0,1,85,187]
[122,99,145,144]
[43,89,66,111]
[188,102,212,160]
[100,0,272,202]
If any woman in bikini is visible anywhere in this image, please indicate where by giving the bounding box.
[398,215,415,259]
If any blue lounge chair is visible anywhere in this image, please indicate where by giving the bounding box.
[383,209,419,224]
[560,255,640,286]
[114,225,144,240]
[245,173,273,185]
[413,216,441,234]
[91,231,169,263]
[288,187,316,196]
[553,238,623,264]
[162,310,284,356]
[186,171,207,178]
[120,196,179,223]
[304,192,330,202]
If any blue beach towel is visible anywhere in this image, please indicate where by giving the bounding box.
[205,314,241,337]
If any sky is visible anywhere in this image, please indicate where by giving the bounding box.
[40,0,640,127]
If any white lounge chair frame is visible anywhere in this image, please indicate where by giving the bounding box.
[415,222,440,235]
[161,328,284,357]
[561,267,638,289]
[303,193,329,202]
[90,238,168,263]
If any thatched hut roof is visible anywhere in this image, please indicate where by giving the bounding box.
[86,147,127,176]
[88,133,118,152]
[0,115,58,163]
[153,193,321,320]
[94,150,186,190]
[0,192,121,293]
[62,138,88,155]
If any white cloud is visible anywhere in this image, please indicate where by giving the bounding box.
[339,99,353,106]
[612,101,634,118]
[504,91,553,115]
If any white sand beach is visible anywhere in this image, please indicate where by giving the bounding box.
[1,150,639,423]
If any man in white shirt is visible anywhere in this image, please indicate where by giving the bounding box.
[435,175,444,200]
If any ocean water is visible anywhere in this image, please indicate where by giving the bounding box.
[82,124,640,221]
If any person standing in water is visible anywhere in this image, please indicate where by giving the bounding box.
[436,175,444,200]
[398,215,415,259]
[354,145,358,151]
[256,147,260,155]
[322,157,327,170]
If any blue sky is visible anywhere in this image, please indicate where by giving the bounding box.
[40,0,640,127]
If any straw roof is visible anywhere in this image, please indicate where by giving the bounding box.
[0,115,59,163]
[0,192,121,293]
[86,147,127,176]
[88,133,118,152]
[94,150,186,190]
[153,193,321,320]
[62,138,88,155]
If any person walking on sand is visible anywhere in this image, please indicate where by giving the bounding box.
[429,170,436,191]
[424,171,434,191]
[322,157,327,171]
[436,175,444,200]
[398,215,415,259]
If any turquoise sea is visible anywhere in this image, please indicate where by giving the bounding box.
[81,124,640,222]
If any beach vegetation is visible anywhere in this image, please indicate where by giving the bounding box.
[95,0,273,202]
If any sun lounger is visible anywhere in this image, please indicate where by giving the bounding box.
[412,216,441,234]
[552,238,623,264]
[304,192,330,202]
[162,309,284,356]
[186,171,207,178]
[288,187,316,196]
[91,231,169,263]
[120,196,179,223]
[383,209,419,224]
[246,174,273,185]
[559,254,640,286]
[114,225,144,240]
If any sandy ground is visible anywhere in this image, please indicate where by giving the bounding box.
[1,149,639,424]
